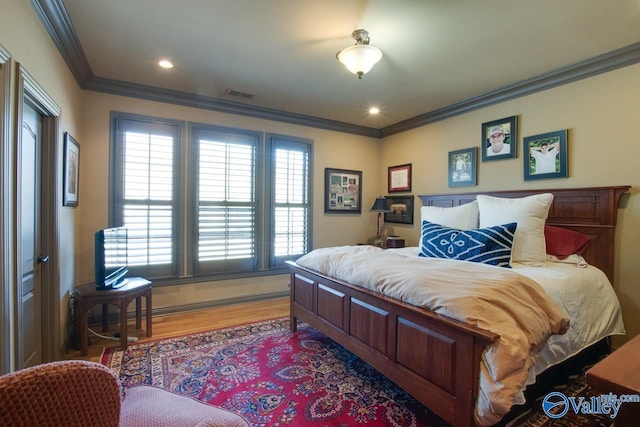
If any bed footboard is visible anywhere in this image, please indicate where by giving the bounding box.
[288,262,498,427]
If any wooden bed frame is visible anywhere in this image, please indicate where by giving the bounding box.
[288,186,629,427]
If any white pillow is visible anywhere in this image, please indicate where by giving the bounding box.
[420,200,478,230]
[477,193,554,266]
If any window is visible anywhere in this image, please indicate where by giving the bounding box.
[110,113,312,283]
[111,116,182,280]
[191,125,259,275]
[270,135,311,268]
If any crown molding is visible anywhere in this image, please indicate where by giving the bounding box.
[379,41,640,137]
[30,0,381,138]
[84,76,381,137]
[32,0,640,138]
[30,0,94,83]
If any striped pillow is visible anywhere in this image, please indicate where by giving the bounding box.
[419,220,517,268]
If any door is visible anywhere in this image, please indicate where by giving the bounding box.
[19,101,44,368]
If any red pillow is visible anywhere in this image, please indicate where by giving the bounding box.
[544,225,591,259]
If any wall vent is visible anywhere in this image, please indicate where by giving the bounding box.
[224,89,255,99]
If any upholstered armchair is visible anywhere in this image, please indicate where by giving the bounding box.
[0,360,249,427]
[0,360,121,426]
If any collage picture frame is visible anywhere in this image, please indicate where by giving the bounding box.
[324,168,362,213]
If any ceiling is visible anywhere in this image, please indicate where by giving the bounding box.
[36,0,640,135]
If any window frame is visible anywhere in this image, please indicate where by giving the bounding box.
[109,113,312,285]
[109,112,185,281]
[266,133,313,268]
[188,122,262,276]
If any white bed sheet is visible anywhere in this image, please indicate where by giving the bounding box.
[393,247,626,406]
[512,256,626,404]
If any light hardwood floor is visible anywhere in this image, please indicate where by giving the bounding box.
[66,297,290,363]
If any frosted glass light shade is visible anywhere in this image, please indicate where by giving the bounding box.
[337,44,382,78]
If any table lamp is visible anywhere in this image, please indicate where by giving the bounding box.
[370,196,390,246]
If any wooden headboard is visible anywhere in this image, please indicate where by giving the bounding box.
[418,186,630,282]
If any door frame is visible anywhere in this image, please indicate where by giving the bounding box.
[15,64,61,367]
[0,44,12,374]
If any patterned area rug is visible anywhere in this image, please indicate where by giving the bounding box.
[102,318,446,426]
[101,317,614,427]
[503,368,615,427]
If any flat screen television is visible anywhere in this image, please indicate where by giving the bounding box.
[95,226,129,289]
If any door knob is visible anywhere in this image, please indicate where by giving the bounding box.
[37,255,49,263]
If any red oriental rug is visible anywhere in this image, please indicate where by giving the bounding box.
[101,317,446,426]
[101,317,615,426]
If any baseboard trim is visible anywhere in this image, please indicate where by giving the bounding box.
[89,291,290,326]
[151,292,290,317]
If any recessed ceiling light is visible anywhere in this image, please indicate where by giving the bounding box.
[158,59,174,69]
[369,107,380,115]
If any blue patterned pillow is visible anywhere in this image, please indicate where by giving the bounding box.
[419,220,517,267]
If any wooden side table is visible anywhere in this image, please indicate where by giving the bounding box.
[74,277,152,356]
[586,334,640,426]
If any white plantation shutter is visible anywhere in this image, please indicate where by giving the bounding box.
[111,114,312,283]
[123,132,173,266]
[270,135,311,267]
[193,128,259,274]
[111,117,180,279]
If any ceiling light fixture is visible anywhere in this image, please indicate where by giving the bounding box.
[158,59,174,69]
[336,29,382,79]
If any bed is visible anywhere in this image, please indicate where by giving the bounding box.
[287,186,629,427]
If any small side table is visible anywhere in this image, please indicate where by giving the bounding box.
[586,335,640,426]
[74,277,152,356]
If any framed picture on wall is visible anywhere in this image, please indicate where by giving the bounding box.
[448,147,477,187]
[63,132,80,207]
[383,195,414,225]
[324,168,362,213]
[481,115,517,161]
[523,130,567,181]
[387,163,412,192]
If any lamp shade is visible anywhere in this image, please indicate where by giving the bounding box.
[337,44,382,77]
[370,196,389,212]
[337,29,383,79]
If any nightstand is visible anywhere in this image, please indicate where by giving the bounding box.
[586,335,640,426]
[357,242,387,249]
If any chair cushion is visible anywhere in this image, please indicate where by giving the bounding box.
[120,385,250,427]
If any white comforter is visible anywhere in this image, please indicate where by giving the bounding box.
[295,245,623,425]
[513,256,626,401]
